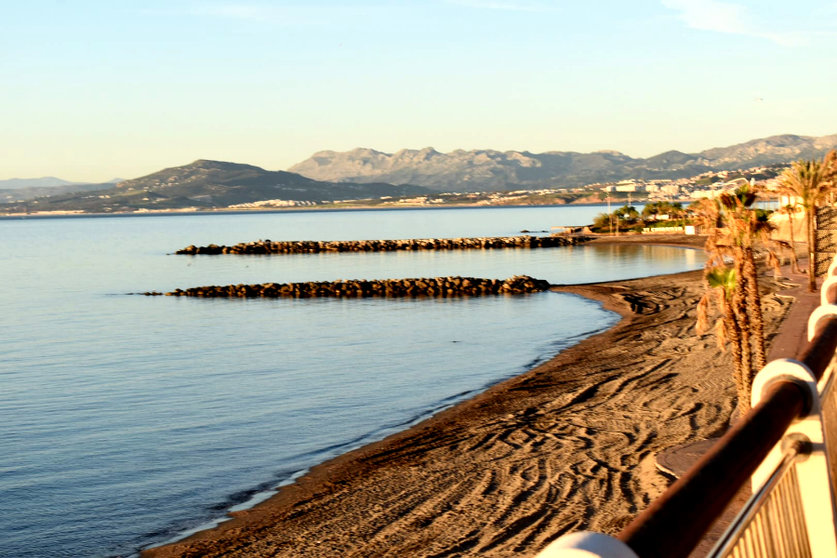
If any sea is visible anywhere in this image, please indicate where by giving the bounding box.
[0,205,704,558]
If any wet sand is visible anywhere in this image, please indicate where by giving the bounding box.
[144,234,792,558]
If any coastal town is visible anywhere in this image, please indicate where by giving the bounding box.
[325,163,791,209]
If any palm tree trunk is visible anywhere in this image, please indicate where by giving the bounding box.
[807,206,817,292]
[743,248,766,371]
[733,255,753,407]
[723,302,748,413]
[787,209,801,273]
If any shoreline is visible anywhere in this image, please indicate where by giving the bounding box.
[0,200,659,220]
[586,233,706,249]
[143,235,796,557]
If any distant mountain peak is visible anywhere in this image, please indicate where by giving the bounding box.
[287,133,837,192]
[0,176,78,189]
[346,147,388,157]
[754,133,805,145]
[186,159,263,171]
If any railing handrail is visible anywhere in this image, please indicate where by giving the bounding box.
[539,259,837,558]
[799,317,837,381]
[614,299,837,557]
[616,380,807,558]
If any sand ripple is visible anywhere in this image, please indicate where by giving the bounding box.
[144,267,792,558]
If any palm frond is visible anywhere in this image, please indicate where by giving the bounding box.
[766,249,781,278]
[705,266,736,298]
[714,318,729,351]
[697,292,712,334]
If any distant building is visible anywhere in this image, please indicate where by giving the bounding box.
[691,190,717,200]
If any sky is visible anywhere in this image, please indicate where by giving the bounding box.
[1,0,836,182]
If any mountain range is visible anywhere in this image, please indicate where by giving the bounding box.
[0,177,78,189]
[0,160,429,213]
[3,133,836,214]
[0,175,129,204]
[289,133,837,192]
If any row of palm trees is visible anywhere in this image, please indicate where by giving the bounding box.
[777,150,837,292]
[696,149,837,413]
[590,201,687,233]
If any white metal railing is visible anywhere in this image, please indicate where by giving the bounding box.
[538,255,837,558]
[710,440,810,557]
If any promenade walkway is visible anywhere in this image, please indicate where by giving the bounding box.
[767,267,821,361]
[656,261,821,556]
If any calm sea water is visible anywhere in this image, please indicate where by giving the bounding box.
[0,206,703,558]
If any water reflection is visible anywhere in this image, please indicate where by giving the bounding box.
[585,243,700,264]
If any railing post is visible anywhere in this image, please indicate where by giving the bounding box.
[749,359,837,557]
[534,532,639,558]
[826,258,837,279]
[820,277,837,306]
[807,304,837,341]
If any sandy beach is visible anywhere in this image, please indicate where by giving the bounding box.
[144,235,794,558]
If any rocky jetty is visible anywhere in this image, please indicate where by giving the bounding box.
[153,275,551,299]
[175,235,588,255]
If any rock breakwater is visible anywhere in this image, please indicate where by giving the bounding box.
[175,235,588,255]
[151,275,551,299]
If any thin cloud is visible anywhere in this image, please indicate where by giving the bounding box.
[190,3,311,23]
[662,0,809,46]
[193,4,269,20]
[142,3,320,25]
[446,0,553,12]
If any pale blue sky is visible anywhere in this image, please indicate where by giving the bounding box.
[1,0,835,182]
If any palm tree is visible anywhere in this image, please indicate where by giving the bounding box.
[668,202,686,232]
[641,201,662,221]
[698,267,751,412]
[777,155,835,292]
[718,186,774,371]
[774,203,802,273]
[693,197,751,386]
[826,149,837,191]
[615,204,640,226]
[693,187,777,411]
[690,198,725,267]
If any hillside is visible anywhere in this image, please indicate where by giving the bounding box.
[0,177,78,189]
[1,160,430,214]
[0,181,117,203]
[288,133,837,192]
